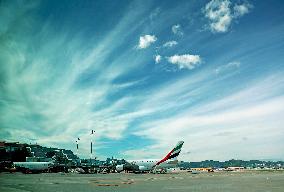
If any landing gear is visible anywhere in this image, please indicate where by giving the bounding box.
[151,166,167,174]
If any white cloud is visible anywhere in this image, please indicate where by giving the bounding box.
[204,0,232,33]
[204,0,252,33]
[233,3,252,17]
[155,55,162,64]
[167,54,201,69]
[163,40,178,48]
[138,35,157,49]
[172,24,184,36]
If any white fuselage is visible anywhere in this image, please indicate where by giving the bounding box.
[14,162,53,171]
[128,158,178,171]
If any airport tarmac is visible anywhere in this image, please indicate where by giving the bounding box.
[0,171,284,192]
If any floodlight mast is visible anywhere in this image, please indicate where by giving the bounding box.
[90,130,95,163]
[76,137,80,157]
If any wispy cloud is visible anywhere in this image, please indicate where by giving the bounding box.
[172,24,184,36]
[149,7,161,20]
[163,40,178,48]
[167,54,201,69]
[122,148,159,159]
[154,55,162,64]
[137,35,157,49]
[233,3,252,18]
[215,61,240,74]
[134,73,284,161]
[0,0,283,162]
[0,0,158,158]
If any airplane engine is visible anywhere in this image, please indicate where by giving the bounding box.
[116,164,124,172]
[138,165,148,171]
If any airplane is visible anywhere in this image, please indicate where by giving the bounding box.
[116,141,184,173]
[13,161,54,173]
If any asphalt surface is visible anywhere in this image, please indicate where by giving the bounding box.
[0,171,284,192]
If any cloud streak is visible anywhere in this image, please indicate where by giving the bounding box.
[134,73,284,161]
[215,61,240,74]
[0,0,158,158]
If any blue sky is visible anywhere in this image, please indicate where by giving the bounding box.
[0,0,284,161]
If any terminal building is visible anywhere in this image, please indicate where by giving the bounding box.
[0,141,79,165]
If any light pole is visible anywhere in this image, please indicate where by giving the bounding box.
[90,130,95,164]
[76,138,80,160]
